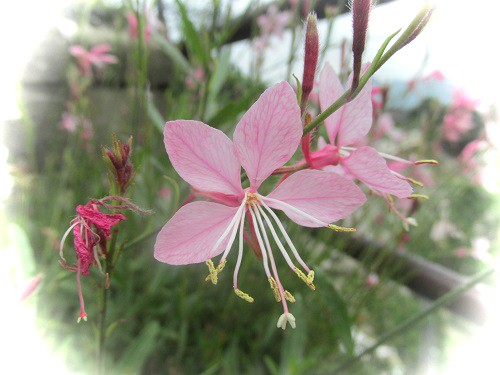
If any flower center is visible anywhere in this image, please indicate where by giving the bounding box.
[245,191,260,207]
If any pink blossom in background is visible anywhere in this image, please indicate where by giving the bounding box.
[454,247,469,258]
[257,5,290,39]
[442,88,479,143]
[253,4,291,51]
[422,70,445,82]
[373,113,404,142]
[309,63,414,199]
[185,66,205,89]
[61,111,78,133]
[155,82,366,329]
[127,11,155,44]
[69,44,118,78]
[365,273,379,287]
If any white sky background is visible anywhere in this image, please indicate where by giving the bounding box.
[235,0,500,107]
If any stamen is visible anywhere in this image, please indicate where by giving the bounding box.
[268,277,281,302]
[205,259,228,284]
[254,204,295,270]
[415,159,438,165]
[260,195,356,232]
[59,221,78,261]
[258,199,311,273]
[220,197,248,261]
[208,198,247,265]
[252,206,288,313]
[408,193,429,200]
[294,267,316,291]
[284,290,296,303]
[249,208,272,278]
[234,288,254,303]
[233,205,247,290]
[390,170,424,187]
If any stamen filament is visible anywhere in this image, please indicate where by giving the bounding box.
[215,197,247,262]
[254,204,295,270]
[260,195,354,231]
[249,208,272,278]
[59,222,78,261]
[233,204,247,290]
[259,198,311,273]
[252,206,288,313]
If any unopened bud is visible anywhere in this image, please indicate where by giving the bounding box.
[300,13,319,114]
[351,0,372,93]
[403,6,434,47]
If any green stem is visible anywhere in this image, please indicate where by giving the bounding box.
[332,265,496,374]
[303,4,432,136]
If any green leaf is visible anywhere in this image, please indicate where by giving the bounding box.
[147,98,165,134]
[116,321,161,374]
[292,74,302,106]
[205,47,232,119]
[315,268,355,355]
[152,34,190,74]
[175,0,209,68]
[206,89,260,126]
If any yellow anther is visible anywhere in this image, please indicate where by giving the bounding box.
[407,177,424,187]
[216,259,227,273]
[204,259,227,284]
[415,159,438,165]
[294,267,316,291]
[328,224,356,232]
[408,193,429,200]
[284,290,296,303]
[307,270,315,284]
[268,277,281,302]
[204,259,218,284]
[234,289,254,303]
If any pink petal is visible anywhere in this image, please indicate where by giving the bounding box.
[164,120,243,197]
[319,63,344,144]
[337,67,373,147]
[69,45,87,57]
[266,169,366,227]
[154,201,239,265]
[96,54,118,64]
[90,43,112,55]
[233,82,302,190]
[319,63,373,147]
[341,146,413,198]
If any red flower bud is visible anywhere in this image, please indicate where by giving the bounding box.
[351,0,372,93]
[300,13,319,114]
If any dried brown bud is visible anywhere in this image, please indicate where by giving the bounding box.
[102,134,135,195]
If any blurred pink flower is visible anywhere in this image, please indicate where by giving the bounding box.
[185,66,205,89]
[69,44,118,78]
[257,5,290,38]
[127,12,152,44]
[155,82,365,329]
[442,89,479,143]
[373,113,404,142]
[61,111,78,133]
[365,273,379,286]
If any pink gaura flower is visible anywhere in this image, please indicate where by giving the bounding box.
[154,82,366,329]
[308,63,415,199]
[69,44,118,78]
[126,12,153,44]
[60,201,125,322]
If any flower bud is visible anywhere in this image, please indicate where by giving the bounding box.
[351,0,372,93]
[300,13,319,114]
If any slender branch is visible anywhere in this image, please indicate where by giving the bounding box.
[332,265,496,374]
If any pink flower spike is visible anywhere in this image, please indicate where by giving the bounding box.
[154,201,242,265]
[342,147,413,198]
[164,120,243,199]
[266,169,366,227]
[233,82,302,190]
